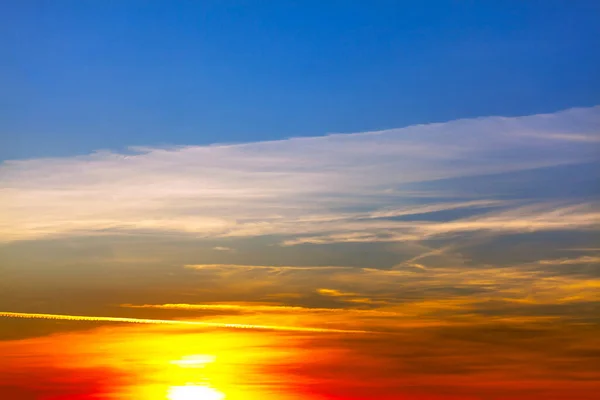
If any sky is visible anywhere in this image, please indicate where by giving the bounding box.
[2,0,600,159]
[1,1,600,400]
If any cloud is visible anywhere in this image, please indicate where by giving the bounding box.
[282,203,600,245]
[213,246,234,252]
[0,311,369,333]
[185,264,353,271]
[120,302,400,316]
[317,288,358,297]
[1,106,598,243]
[158,259,600,326]
[537,256,600,265]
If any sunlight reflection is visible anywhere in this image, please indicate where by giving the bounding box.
[167,385,225,400]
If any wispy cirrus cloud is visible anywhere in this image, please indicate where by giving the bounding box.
[161,259,600,328]
[120,302,401,316]
[1,106,598,244]
[282,202,600,245]
[537,255,600,265]
[317,288,358,297]
[213,246,234,252]
[185,264,353,271]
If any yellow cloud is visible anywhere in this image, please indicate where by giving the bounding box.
[317,288,358,297]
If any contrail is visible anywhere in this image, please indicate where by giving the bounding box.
[121,302,401,316]
[0,311,369,334]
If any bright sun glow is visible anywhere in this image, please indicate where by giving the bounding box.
[167,385,225,400]
[170,354,217,368]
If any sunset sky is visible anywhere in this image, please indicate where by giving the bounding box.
[1,1,600,400]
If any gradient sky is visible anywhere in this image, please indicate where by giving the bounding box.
[1,1,600,400]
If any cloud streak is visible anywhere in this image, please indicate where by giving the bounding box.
[0,106,598,244]
[281,202,600,245]
[0,311,370,334]
[142,259,600,328]
[120,302,401,316]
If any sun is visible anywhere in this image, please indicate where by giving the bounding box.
[167,385,225,400]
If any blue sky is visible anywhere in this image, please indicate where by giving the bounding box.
[2,0,600,160]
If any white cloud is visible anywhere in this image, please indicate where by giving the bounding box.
[281,203,600,245]
[185,264,353,272]
[0,106,598,243]
[213,246,234,252]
